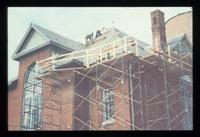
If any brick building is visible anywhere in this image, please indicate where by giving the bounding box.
[8,10,192,130]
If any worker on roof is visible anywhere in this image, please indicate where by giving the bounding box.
[85,32,94,43]
[95,30,102,38]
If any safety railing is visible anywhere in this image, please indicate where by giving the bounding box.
[35,35,149,77]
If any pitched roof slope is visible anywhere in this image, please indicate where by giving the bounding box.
[87,27,127,48]
[167,33,192,55]
[12,23,85,60]
[32,23,85,51]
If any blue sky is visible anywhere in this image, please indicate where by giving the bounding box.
[8,7,192,80]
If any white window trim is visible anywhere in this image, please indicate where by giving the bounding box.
[102,88,114,125]
[101,118,114,126]
[22,63,43,130]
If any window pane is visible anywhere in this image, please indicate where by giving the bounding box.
[103,89,114,122]
[22,63,43,130]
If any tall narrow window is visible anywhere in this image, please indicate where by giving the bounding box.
[180,75,192,130]
[102,89,114,124]
[153,17,157,25]
[21,63,43,130]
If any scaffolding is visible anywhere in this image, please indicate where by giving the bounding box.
[21,63,64,130]
[34,35,192,130]
[20,63,43,130]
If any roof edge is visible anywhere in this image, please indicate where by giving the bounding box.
[165,10,192,24]
[12,24,33,60]
[12,41,51,61]
[12,23,50,61]
[8,77,18,88]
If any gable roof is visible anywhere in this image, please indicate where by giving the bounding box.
[12,23,85,60]
[32,24,85,50]
[167,33,192,55]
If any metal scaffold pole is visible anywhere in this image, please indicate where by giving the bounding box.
[33,34,192,131]
[162,54,171,130]
[137,58,144,130]
[178,41,192,130]
[122,49,126,129]
[129,61,134,130]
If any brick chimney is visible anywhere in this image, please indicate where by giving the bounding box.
[151,10,167,53]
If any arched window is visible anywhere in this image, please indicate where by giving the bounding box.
[21,62,43,130]
[153,17,157,25]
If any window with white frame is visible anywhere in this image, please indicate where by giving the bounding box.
[180,74,193,130]
[21,63,43,130]
[103,88,114,124]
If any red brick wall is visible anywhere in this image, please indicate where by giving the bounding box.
[42,70,74,130]
[8,46,81,131]
[8,47,51,130]
[73,72,90,130]
[82,55,188,130]
[8,85,21,130]
[151,10,167,52]
[89,77,132,130]
[8,48,190,130]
